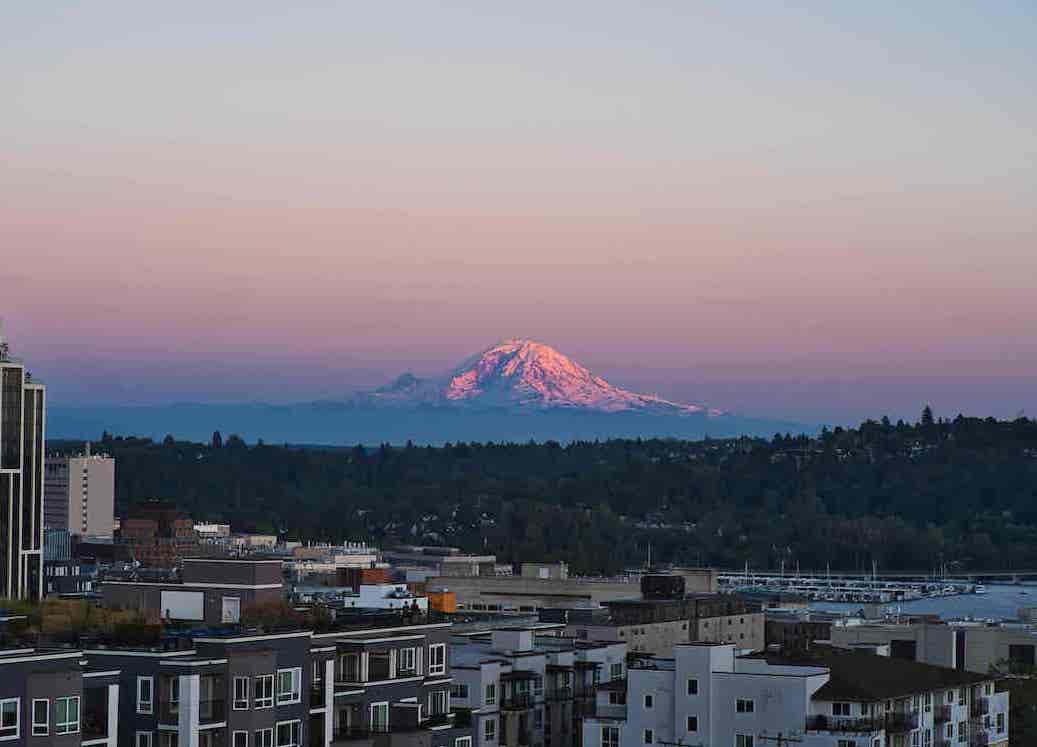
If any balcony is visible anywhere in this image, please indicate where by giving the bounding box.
[885,712,920,733]
[82,687,109,740]
[936,704,953,724]
[199,699,227,724]
[159,700,180,724]
[971,698,989,718]
[312,687,326,709]
[503,693,534,710]
[549,687,573,702]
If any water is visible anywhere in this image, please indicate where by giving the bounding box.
[809,584,1035,621]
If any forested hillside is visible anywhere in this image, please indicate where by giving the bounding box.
[54,412,1037,574]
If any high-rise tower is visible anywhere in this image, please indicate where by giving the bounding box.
[0,321,45,599]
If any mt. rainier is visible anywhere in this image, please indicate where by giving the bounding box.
[362,338,721,416]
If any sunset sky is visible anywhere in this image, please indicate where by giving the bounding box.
[3,1,1035,424]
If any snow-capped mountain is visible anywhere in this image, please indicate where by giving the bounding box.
[362,338,721,416]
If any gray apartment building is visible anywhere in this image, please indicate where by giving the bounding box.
[0,324,46,600]
[44,444,115,538]
[448,628,627,747]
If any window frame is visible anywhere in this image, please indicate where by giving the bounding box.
[428,644,447,676]
[485,683,496,706]
[484,717,496,742]
[735,736,754,747]
[136,732,155,747]
[370,702,390,733]
[233,731,249,747]
[275,719,301,747]
[833,702,852,717]
[736,698,755,714]
[642,728,653,745]
[686,715,698,733]
[31,699,48,737]
[276,667,303,705]
[55,695,80,735]
[643,694,653,709]
[602,726,620,747]
[137,676,155,714]
[0,698,19,740]
[255,728,274,747]
[686,678,698,696]
[455,738,472,747]
[399,647,417,674]
[234,676,250,710]
[255,674,275,709]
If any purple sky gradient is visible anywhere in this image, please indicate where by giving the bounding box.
[2,2,1035,425]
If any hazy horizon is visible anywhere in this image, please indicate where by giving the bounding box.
[4,2,1035,426]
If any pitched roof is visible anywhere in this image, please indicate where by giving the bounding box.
[760,648,991,702]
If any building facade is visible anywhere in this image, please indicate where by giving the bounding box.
[44,446,116,538]
[582,644,1009,747]
[449,628,627,747]
[119,503,198,568]
[0,326,45,600]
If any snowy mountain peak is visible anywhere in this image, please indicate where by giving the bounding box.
[365,339,716,415]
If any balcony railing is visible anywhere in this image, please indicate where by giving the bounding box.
[503,693,534,710]
[936,704,953,724]
[421,714,453,728]
[805,716,883,734]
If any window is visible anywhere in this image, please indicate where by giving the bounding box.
[602,727,619,747]
[56,696,79,735]
[485,683,496,705]
[911,730,920,747]
[610,663,623,679]
[160,733,178,747]
[255,674,275,709]
[837,741,857,747]
[137,676,154,714]
[456,738,472,747]
[370,702,389,733]
[313,660,323,687]
[873,740,881,747]
[485,718,497,742]
[947,690,955,704]
[429,690,448,716]
[256,728,274,747]
[533,677,543,695]
[642,729,653,745]
[32,699,48,737]
[643,694,653,709]
[833,702,852,716]
[911,696,920,713]
[957,721,966,742]
[686,678,698,695]
[735,737,754,747]
[277,668,302,705]
[984,683,993,696]
[168,676,180,714]
[136,733,154,747]
[609,692,624,705]
[399,647,417,674]
[234,677,250,710]
[429,644,447,675]
[945,724,953,739]
[736,699,755,713]
[276,720,301,747]
[452,684,470,699]
[923,728,932,747]
[534,709,543,729]
[686,716,698,733]
[924,694,932,713]
[997,713,1005,734]
[234,732,248,747]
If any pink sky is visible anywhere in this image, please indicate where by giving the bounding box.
[2,2,1035,423]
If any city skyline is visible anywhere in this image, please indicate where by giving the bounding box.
[4,2,1036,424]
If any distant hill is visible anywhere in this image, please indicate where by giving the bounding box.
[49,340,805,443]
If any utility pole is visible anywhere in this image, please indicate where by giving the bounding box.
[757,732,803,747]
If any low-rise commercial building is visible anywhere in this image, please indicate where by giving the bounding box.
[101,558,283,624]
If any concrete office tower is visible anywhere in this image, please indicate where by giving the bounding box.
[0,320,45,599]
[44,442,115,538]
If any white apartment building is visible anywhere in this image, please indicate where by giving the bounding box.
[449,628,627,747]
[583,644,1008,747]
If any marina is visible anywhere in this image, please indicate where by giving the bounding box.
[719,567,982,603]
